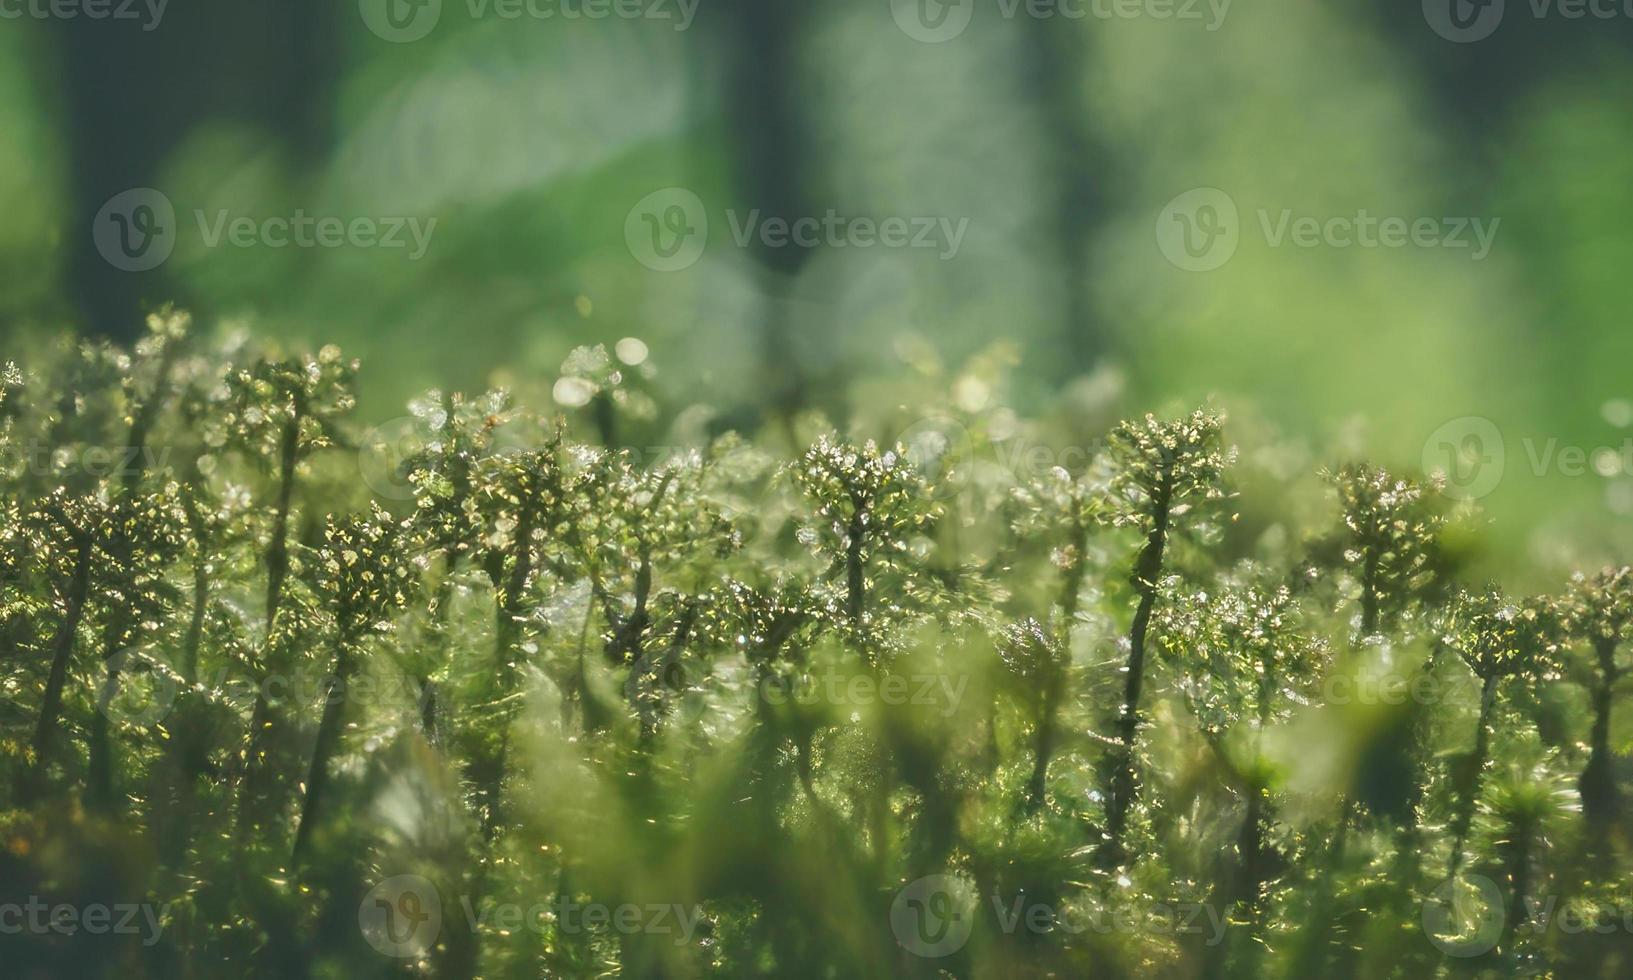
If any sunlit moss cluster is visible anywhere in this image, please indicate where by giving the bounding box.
[3,313,1633,978]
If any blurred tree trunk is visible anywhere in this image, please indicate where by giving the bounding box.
[55,3,339,339]
[1581,637,1620,830]
[718,0,812,426]
[1022,20,1103,375]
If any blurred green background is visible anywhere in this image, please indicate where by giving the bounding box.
[5,0,1633,573]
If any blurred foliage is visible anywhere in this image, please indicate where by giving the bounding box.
[7,2,1633,575]
[2,320,1633,977]
[8,6,1633,976]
